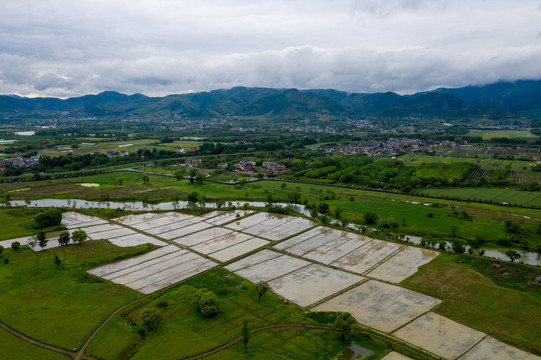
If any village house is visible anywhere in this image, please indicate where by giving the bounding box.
[234,160,256,172]
[185,158,202,167]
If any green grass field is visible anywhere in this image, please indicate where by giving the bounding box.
[468,129,538,140]
[417,187,541,207]
[86,268,387,359]
[402,254,541,355]
[0,208,65,241]
[398,153,535,171]
[0,241,152,349]
[0,329,69,360]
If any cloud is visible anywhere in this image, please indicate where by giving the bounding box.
[1,0,540,97]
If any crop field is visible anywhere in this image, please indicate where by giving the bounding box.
[225,212,315,240]
[468,129,538,140]
[392,312,486,360]
[417,187,541,207]
[402,254,541,354]
[88,246,217,294]
[315,280,441,332]
[459,336,541,360]
[399,153,536,172]
[0,208,540,359]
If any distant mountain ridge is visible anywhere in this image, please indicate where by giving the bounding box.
[1,80,540,120]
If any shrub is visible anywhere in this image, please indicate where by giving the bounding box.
[193,288,219,317]
[34,209,62,229]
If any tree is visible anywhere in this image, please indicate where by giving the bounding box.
[188,168,198,183]
[36,232,48,250]
[114,177,124,186]
[141,175,150,184]
[363,211,378,225]
[54,255,61,267]
[34,209,62,229]
[505,250,521,262]
[451,240,465,254]
[187,191,199,204]
[195,173,205,184]
[280,182,287,189]
[58,231,70,246]
[255,281,270,301]
[28,237,38,252]
[333,312,355,339]
[3,258,9,265]
[72,229,88,245]
[193,288,219,317]
[242,319,250,352]
[11,241,20,251]
[317,202,329,214]
[140,307,163,330]
[174,169,186,180]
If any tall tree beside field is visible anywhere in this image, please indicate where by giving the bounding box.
[140,307,163,330]
[255,281,270,301]
[242,319,250,352]
[333,312,356,339]
[72,230,88,245]
[58,231,70,246]
[37,232,47,250]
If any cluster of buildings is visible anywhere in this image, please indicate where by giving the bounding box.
[233,160,287,174]
[0,154,41,172]
[106,150,131,158]
[288,125,336,133]
[318,138,437,156]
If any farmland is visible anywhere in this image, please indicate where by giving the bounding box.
[417,187,541,207]
[1,209,539,359]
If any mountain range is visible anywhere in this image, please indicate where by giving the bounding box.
[1,80,540,121]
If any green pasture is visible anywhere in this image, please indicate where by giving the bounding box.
[0,330,69,360]
[417,187,541,207]
[403,254,541,355]
[468,129,538,140]
[0,208,65,241]
[0,240,150,349]
[398,153,534,171]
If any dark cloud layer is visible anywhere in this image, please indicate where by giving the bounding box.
[1,0,541,97]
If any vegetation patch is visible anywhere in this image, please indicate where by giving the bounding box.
[0,240,152,349]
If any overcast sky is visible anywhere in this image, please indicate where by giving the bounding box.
[1,0,541,98]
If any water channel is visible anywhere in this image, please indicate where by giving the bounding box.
[7,198,541,267]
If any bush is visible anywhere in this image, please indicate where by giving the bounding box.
[34,209,62,229]
[140,307,163,330]
[427,212,434,218]
[193,288,219,317]
[364,211,378,225]
[11,241,20,251]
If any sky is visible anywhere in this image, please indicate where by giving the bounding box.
[1,0,541,98]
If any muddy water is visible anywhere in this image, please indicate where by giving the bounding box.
[339,343,373,360]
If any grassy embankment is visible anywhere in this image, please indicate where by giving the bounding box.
[0,240,152,351]
[402,254,541,355]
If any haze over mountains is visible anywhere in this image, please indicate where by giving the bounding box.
[1,80,540,121]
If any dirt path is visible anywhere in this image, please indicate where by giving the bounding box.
[0,321,84,359]
[74,295,151,360]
